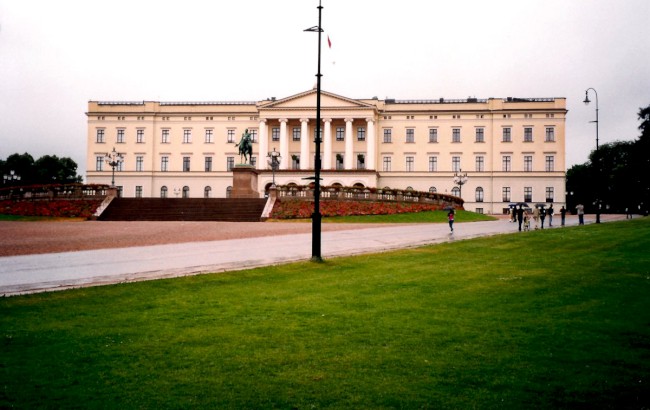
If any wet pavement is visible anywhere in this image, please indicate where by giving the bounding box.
[0,214,627,296]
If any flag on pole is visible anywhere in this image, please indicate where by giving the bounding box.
[327,35,332,49]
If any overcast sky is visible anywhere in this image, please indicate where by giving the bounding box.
[1,0,649,176]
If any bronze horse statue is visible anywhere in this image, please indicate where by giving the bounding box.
[235,129,253,164]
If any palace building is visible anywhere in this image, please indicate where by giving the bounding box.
[86,89,567,214]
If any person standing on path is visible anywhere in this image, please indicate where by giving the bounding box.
[517,205,525,231]
[532,206,540,229]
[539,206,546,229]
[560,205,567,226]
[547,204,554,227]
[448,209,455,233]
[576,204,585,225]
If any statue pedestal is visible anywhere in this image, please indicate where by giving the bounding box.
[232,165,260,198]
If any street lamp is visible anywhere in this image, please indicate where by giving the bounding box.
[453,169,468,199]
[267,148,281,186]
[104,147,124,188]
[304,0,324,262]
[583,88,601,223]
[3,170,21,185]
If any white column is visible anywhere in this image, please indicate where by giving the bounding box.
[323,118,332,170]
[344,118,354,170]
[300,118,309,170]
[258,119,268,170]
[366,118,375,170]
[279,118,288,170]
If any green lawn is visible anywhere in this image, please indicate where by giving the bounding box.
[1,219,649,409]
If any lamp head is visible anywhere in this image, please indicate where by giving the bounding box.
[583,90,591,105]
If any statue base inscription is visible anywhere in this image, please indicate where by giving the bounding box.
[232,165,260,198]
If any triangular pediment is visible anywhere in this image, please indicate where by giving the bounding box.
[259,90,375,110]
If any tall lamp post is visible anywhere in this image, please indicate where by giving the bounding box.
[3,170,21,185]
[583,88,601,223]
[453,169,468,199]
[104,147,124,188]
[267,148,281,186]
[304,0,324,262]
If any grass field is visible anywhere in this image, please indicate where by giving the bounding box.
[1,218,649,409]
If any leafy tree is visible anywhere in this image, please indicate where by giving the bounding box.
[1,153,82,186]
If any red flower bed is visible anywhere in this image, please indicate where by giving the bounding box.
[271,199,443,219]
[0,200,103,218]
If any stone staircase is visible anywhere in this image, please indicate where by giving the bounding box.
[98,198,268,222]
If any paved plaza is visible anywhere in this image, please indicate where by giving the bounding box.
[0,214,626,296]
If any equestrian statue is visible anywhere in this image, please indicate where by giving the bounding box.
[235,129,253,164]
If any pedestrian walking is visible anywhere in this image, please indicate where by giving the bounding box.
[547,204,554,227]
[539,206,546,229]
[560,205,567,226]
[517,205,525,231]
[448,209,455,233]
[576,204,585,225]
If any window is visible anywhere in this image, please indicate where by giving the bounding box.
[383,129,392,143]
[429,186,437,193]
[383,156,391,172]
[136,156,144,172]
[227,129,235,143]
[475,156,484,172]
[406,128,415,143]
[502,187,511,202]
[357,127,366,141]
[251,156,257,167]
[161,156,169,172]
[405,156,414,172]
[292,127,301,141]
[475,128,484,142]
[524,187,533,202]
[227,157,235,171]
[136,129,144,143]
[95,156,104,171]
[205,157,212,172]
[249,129,258,143]
[204,186,212,198]
[183,157,190,172]
[161,129,170,143]
[545,127,555,142]
[314,127,322,142]
[160,186,168,198]
[452,128,461,143]
[476,208,484,214]
[336,154,344,170]
[545,155,555,172]
[182,186,189,198]
[271,127,280,142]
[524,127,533,142]
[226,186,232,198]
[475,187,484,202]
[429,128,438,143]
[524,156,533,172]
[452,156,461,172]
[428,156,438,172]
[116,129,125,143]
[451,187,460,197]
[502,155,511,172]
[357,154,365,169]
[205,129,214,143]
[292,155,300,170]
[135,186,143,198]
[336,127,345,141]
[502,128,511,142]
[546,187,554,202]
[96,129,105,143]
[116,161,123,172]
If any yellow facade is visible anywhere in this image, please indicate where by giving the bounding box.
[86,89,567,214]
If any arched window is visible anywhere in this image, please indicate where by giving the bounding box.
[182,186,190,198]
[429,186,437,193]
[160,186,168,198]
[226,186,232,198]
[451,187,460,197]
[204,186,212,198]
[475,187,484,202]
